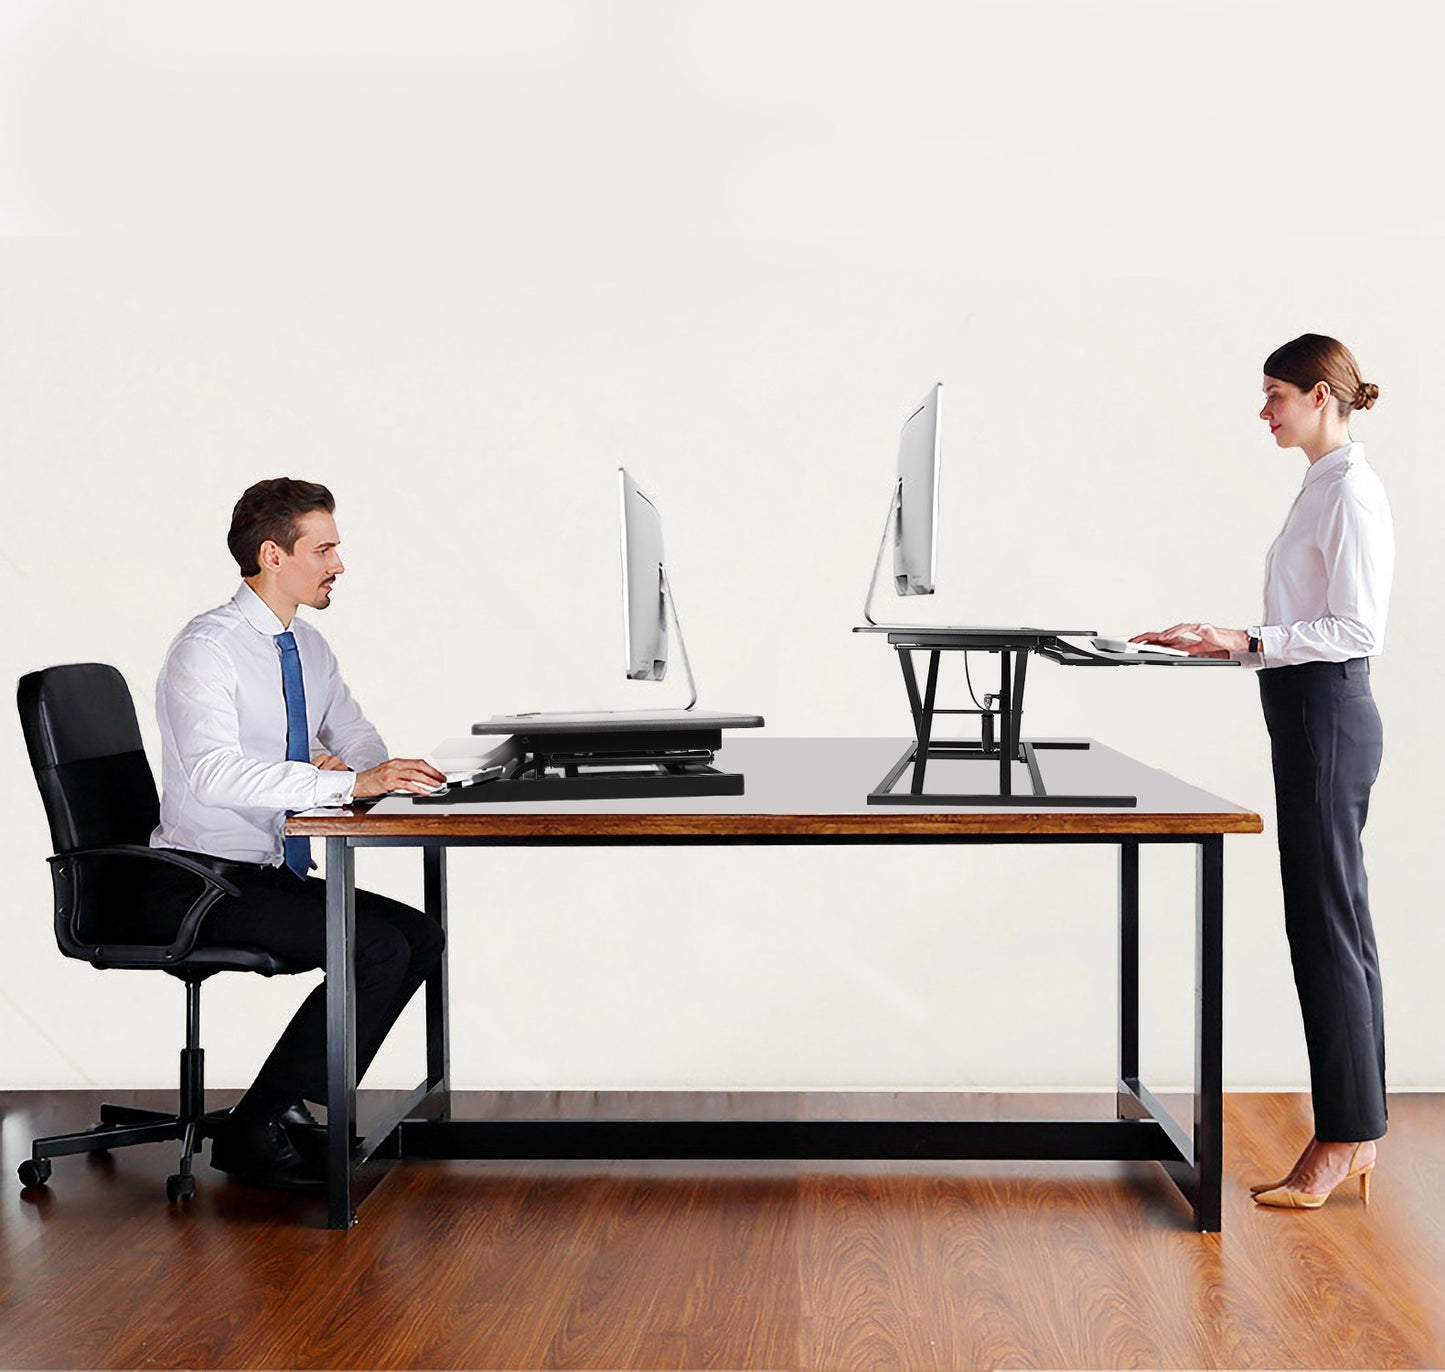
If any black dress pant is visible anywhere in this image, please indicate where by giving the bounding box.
[139,860,444,1106]
[1259,658,1386,1141]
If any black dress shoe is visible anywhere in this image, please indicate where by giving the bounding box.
[275,1099,341,1171]
[277,1099,367,1169]
[211,1110,326,1191]
[277,1098,323,1131]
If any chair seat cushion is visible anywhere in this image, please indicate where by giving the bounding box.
[174,945,308,976]
[79,945,309,978]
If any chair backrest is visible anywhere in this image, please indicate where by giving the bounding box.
[17,663,160,853]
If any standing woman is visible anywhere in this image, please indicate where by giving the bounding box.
[1134,333,1394,1209]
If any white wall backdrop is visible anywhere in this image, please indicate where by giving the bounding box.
[2,0,1441,1093]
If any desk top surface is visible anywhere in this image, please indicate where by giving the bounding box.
[287,737,1262,839]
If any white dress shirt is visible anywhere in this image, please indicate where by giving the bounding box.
[151,582,388,865]
[1247,441,1394,669]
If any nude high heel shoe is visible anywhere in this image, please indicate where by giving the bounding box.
[1249,1136,1315,1194]
[1252,1142,1375,1209]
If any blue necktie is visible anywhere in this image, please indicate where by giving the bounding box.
[275,631,313,880]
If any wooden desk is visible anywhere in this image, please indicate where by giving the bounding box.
[289,737,1261,1232]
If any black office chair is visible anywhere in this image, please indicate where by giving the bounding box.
[16,663,304,1202]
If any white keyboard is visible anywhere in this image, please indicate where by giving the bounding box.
[1091,636,1191,658]
[500,708,700,725]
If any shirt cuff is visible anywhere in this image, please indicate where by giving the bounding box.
[1230,626,1267,669]
[313,769,358,808]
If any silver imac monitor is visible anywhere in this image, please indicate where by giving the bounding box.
[617,466,703,709]
[618,468,667,682]
[863,382,942,624]
[894,382,942,595]
[472,469,765,742]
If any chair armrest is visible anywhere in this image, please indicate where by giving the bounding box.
[56,845,243,898]
[47,844,241,967]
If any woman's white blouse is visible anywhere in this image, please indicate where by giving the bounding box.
[1250,441,1394,668]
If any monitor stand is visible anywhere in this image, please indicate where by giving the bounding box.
[416,714,764,804]
[867,630,1138,807]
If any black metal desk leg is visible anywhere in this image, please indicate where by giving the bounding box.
[324,836,358,1230]
[423,846,451,1114]
[1117,840,1140,1115]
[1193,835,1224,1231]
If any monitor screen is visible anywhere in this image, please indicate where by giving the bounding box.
[893,382,942,595]
[618,468,667,681]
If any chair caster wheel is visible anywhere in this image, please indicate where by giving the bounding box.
[166,1173,195,1203]
[18,1158,52,1189]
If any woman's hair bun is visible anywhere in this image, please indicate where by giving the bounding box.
[1266,335,1377,418]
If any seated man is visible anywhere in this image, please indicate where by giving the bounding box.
[150,477,446,1189]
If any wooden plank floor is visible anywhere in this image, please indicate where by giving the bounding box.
[2,1090,1443,1369]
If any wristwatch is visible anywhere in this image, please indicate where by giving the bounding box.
[1247,630,1262,654]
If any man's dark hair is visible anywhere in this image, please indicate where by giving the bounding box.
[227,478,336,577]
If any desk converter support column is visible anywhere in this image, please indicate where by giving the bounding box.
[873,631,1130,806]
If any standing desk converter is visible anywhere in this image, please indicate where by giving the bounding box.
[288,737,1262,1232]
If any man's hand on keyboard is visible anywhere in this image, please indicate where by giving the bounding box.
[352,758,448,798]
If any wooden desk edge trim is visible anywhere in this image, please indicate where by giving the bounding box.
[289,811,1264,838]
